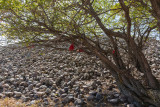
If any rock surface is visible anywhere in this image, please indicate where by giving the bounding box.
[0,39,159,106]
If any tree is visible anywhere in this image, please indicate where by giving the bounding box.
[0,0,160,106]
[135,0,160,29]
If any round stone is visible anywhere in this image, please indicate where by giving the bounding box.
[53,98,59,103]
[61,93,67,98]
[3,84,10,89]
[45,88,51,94]
[36,92,45,97]
[96,92,103,101]
[28,84,34,90]
[14,91,22,98]
[0,93,4,98]
[87,95,95,101]
[108,98,119,104]
[4,92,13,97]
[30,100,36,105]
[64,87,69,93]
[21,96,30,102]
[20,82,28,87]
[74,99,83,105]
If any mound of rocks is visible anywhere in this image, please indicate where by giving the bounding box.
[0,39,159,107]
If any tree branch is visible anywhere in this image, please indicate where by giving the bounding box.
[119,0,131,37]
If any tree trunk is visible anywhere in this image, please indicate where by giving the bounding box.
[94,46,160,107]
[85,2,160,106]
[115,73,160,107]
[127,38,160,89]
[106,54,160,107]
[150,0,160,29]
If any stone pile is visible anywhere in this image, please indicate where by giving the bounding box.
[0,39,159,107]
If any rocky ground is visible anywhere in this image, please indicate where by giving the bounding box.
[0,39,160,107]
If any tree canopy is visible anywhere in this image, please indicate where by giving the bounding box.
[0,0,160,106]
[0,0,159,44]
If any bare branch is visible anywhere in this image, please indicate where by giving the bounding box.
[119,0,131,37]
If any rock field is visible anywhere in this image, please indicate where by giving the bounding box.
[0,39,159,107]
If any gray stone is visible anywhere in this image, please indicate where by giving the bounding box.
[54,98,59,103]
[75,105,82,107]
[21,96,30,102]
[64,87,69,93]
[114,93,120,98]
[40,85,47,89]
[67,81,72,86]
[36,92,45,97]
[74,99,83,105]
[119,94,127,103]
[82,85,89,93]
[101,103,107,107]
[51,93,57,97]
[45,88,51,94]
[14,91,22,98]
[33,94,39,99]
[19,86,25,91]
[43,98,49,105]
[107,92,114,99]
[148,105,155,107]
[83,73,90,80]
[108,98,119,104]
[87,95,95,101]
[30,100,36,105]
[0,76,4,82]
[91,81,97,89]
[97,87,102,92]
[62,82,68,87]
[61,93,67,98]
[28,84,34,90]
[36,83,41,87]
[9,78,15,82]
[89,91,97,96]
[58,89,64,96]
[3,84,10,89]
[0,93,4,98]
[20,82,28,87]
[4,92,13,97]
[68,94,74,102]
[62,96,70,104]
[56,77,63,86]
[29,94,34,98]
[107,85,115,90]
[127,104,135,107]
[96,92,103,101]
[75,86,80,93]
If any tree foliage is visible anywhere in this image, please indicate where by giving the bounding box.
[0,0,160,106]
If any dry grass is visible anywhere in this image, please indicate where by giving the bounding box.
[0,98,39,107]
[0,97,125,107]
